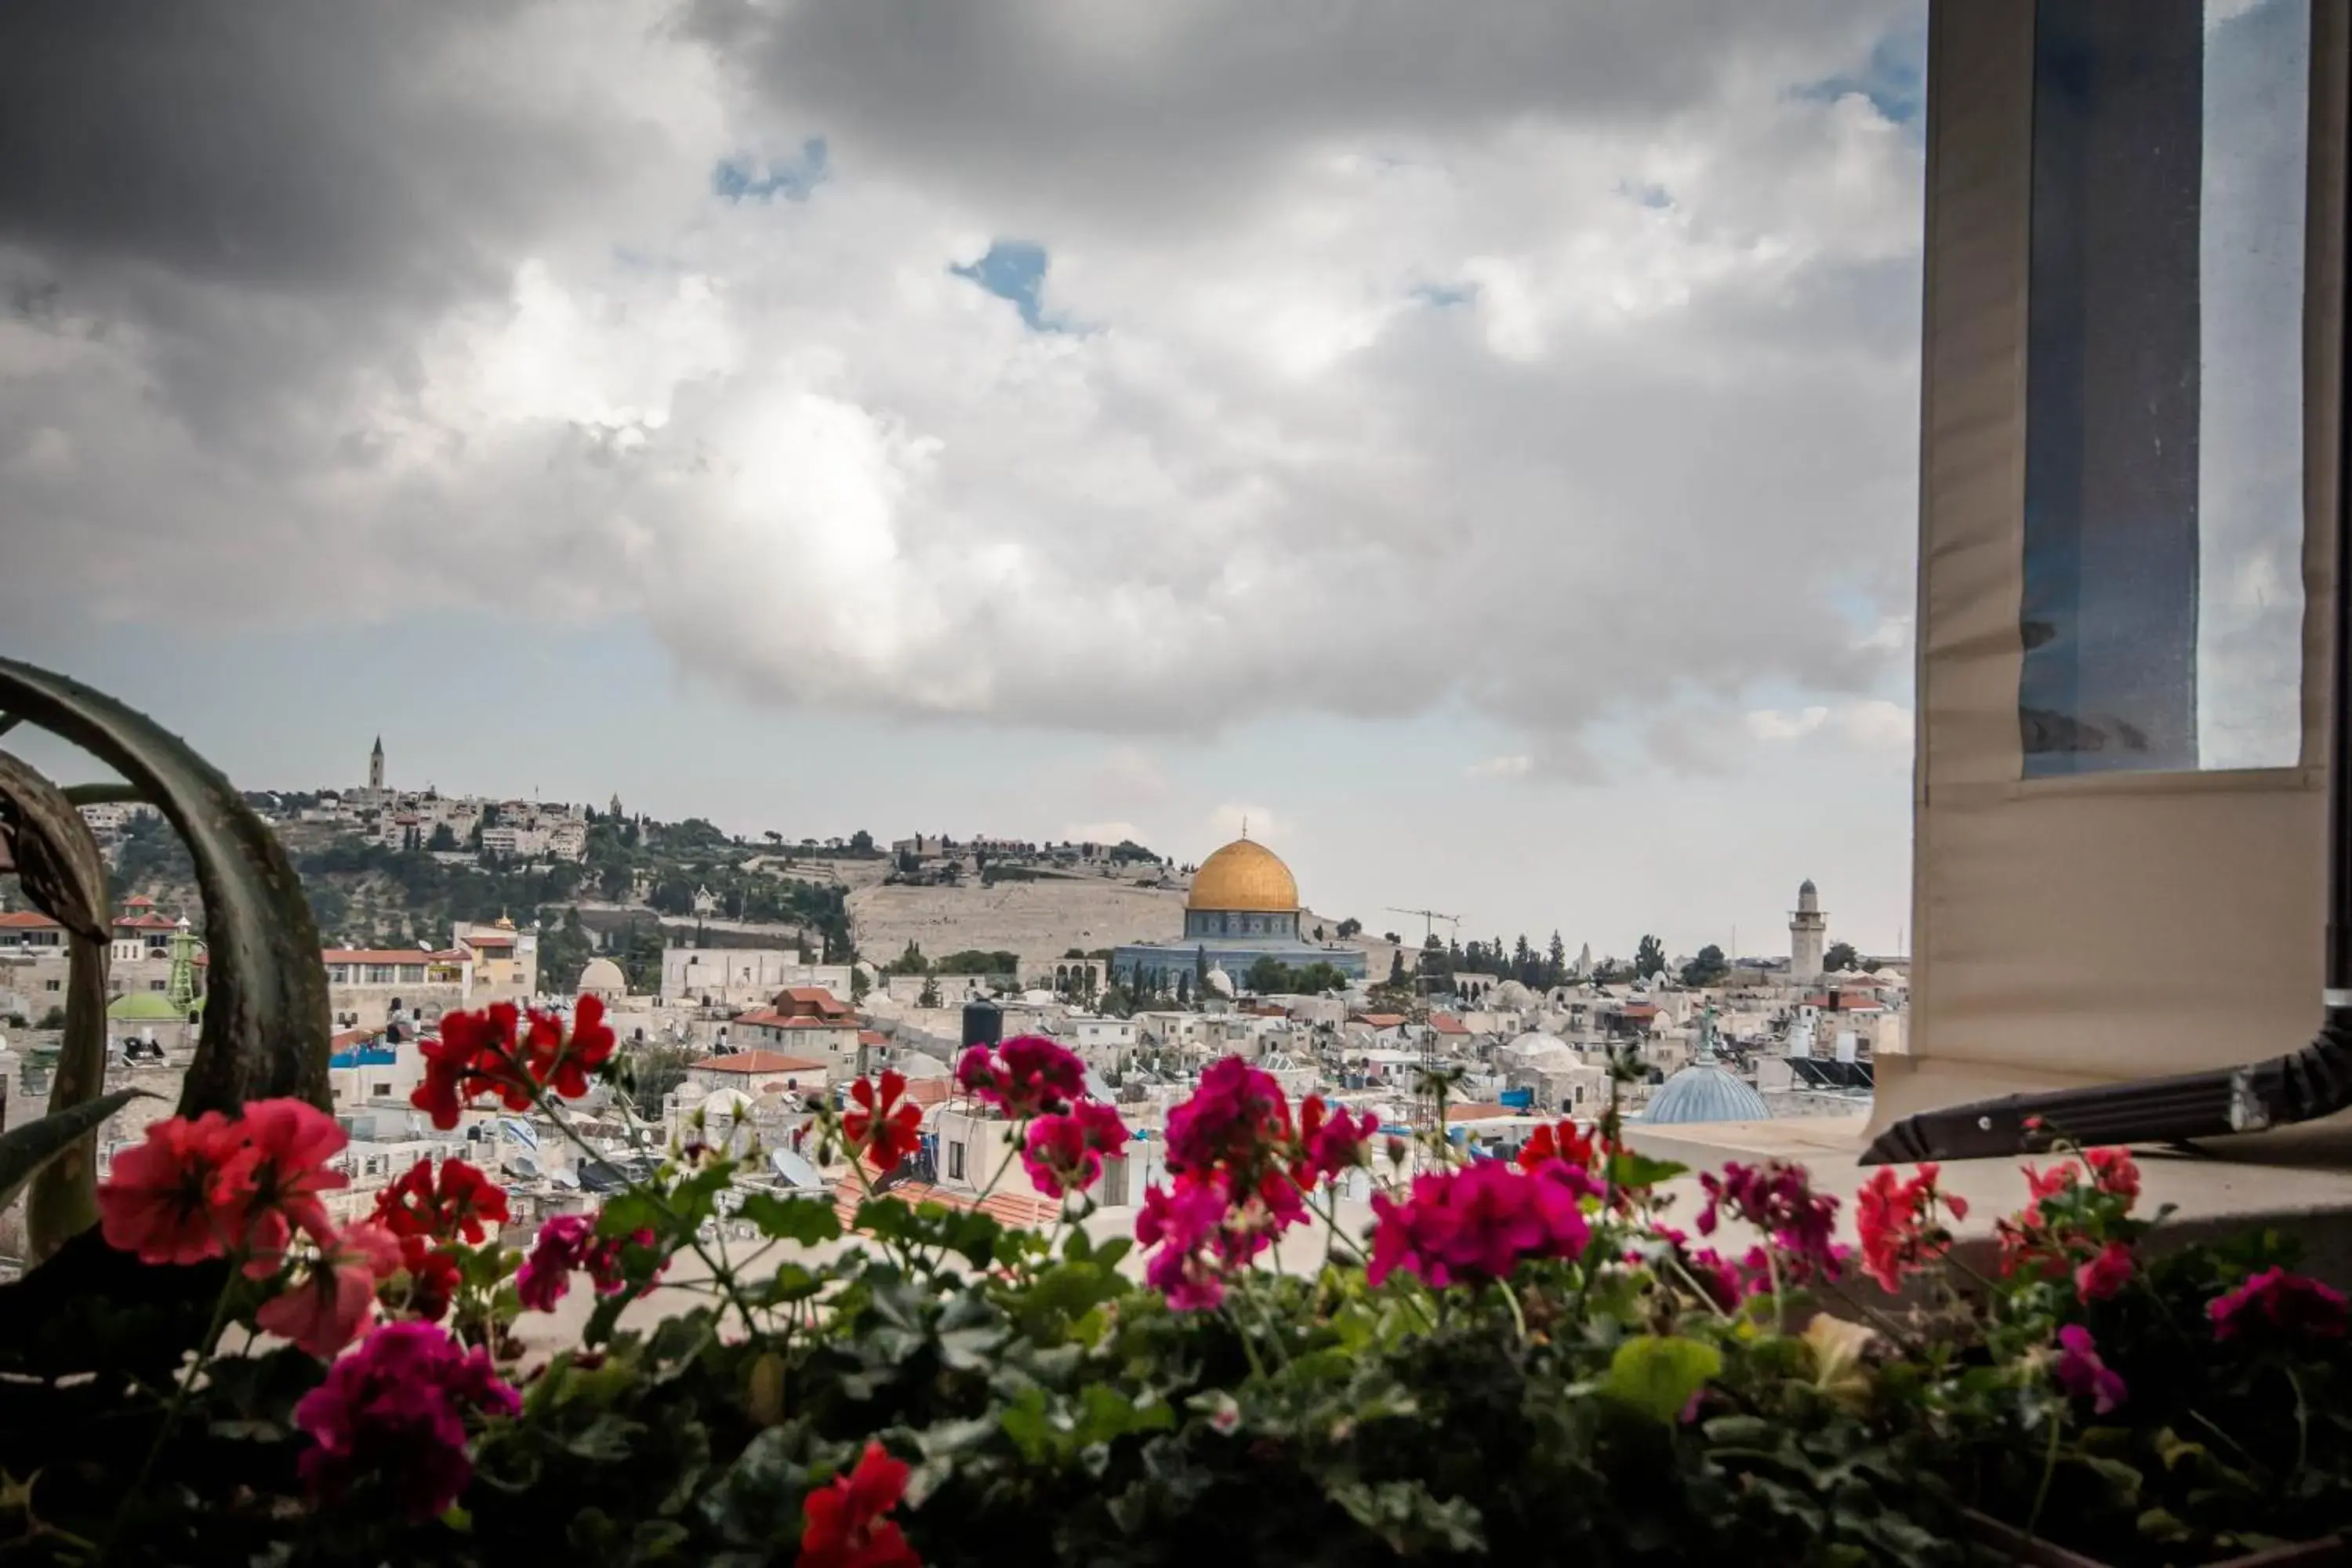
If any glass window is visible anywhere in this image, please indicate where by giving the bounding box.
[2020,0,2309,775]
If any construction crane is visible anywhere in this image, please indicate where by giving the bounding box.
[1385,906,1461,945]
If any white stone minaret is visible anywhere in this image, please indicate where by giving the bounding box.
[368,735,385,792]
[1789,878,1827,986]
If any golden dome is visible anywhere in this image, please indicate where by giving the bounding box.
[1187,839,1300,913]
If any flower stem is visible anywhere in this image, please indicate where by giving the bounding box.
[103,1263,241,1564]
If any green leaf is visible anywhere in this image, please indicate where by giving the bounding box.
[1606,1151,1689,1191]
[737,1191,842,1247]
[598,1191,666,1239]
[1602,1334,1721,1424]
[0,1089,153,1214]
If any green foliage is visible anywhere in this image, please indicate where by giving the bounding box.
[1632,934,1668,979]
[1243,956,1355,995]
[1679,943,1730,988]
[1823,942,1860,973]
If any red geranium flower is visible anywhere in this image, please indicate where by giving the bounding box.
[845,1071,924,1170]
[1294,1094,1377,1187]
[2074,1240,2136,1304]
[1854,1163,1965,1294]
[2084,1146,2140,1205]
[412,997,617,1129]
[372,1156,510,1244]
[800,1441,920,1568]
[96,1110,256,1265]
[1515,1118,1603,1174]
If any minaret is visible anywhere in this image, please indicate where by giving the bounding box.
[166,916,199,1014]
[1789,878,1828,986]
[368,736,385,792]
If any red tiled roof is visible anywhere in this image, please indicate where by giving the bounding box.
[463,934,517,949]
[1620,1004,1661,1019]
[1352,1013,1406,1029]
[833,1174,1065,1232]
[695,1050,828,1075]
[113,914,178,931]
[1429,1013,1470,1035]
[858,1029,887,1045]
[0,911,61,930]
[776,985,851,1017]
[736,1010,858,1031]
[123,895,155,908]
[1445,1102,1515,1124]
[329,1027,379,1050]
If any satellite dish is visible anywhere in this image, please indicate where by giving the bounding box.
[768,1148,822,1189]
[554,1167,581,1189]
[508,1152,542,1178]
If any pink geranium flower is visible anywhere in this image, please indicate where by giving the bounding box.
[1135,1176,1234,1312]
[956,1035,1086,1119]
[257,1221,402,1357]
[514,1213,656,1312]
[1367,1161,1590,1289]
[2209,1267,2350,1343]
[1021,1101,1130,1198]
[2053,1323,2127,1414]
[293,1321,520,1520]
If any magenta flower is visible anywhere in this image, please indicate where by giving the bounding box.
[1136,1175,1234,1312]
[292,1321,520,1520]
[514,1213,655,1312]
[1164,1057,1294,1178]
[1021,1101,1130,1198]
[2209,1267,2350,1343]
[1294,1094,1378,1187]
[1697,1161,1844,1285]
[1367,1161,1591,1289]
[2053,1324,2127,1414]
[957,1035,1087,1118]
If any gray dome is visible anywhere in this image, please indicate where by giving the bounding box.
[1642,1065,1771,1126]
[1798,878,1817,895]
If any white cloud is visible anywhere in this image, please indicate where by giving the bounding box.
[1745,706,1832,742]
[1208,803,1289,846]
[1834,699,1915,753]
[1465,753,1534,780]
[0,0,1925,764]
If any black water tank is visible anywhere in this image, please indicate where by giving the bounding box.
[962,1000,1002,1050]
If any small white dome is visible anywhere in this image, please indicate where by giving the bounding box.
[579,956,627,996]
[1204,965,1236,997]
[699,1088,756,1121]
[1490,980,1537,1009]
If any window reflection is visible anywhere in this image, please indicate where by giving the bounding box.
[2020,0,2307,776]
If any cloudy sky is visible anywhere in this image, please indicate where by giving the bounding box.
[1,0,1926,963]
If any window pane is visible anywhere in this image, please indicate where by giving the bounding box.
[2020,0,2308,776]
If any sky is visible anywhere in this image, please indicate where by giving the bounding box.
[0,0,1928,964]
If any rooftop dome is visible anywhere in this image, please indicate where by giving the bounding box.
[1642,1065,1772,1126]
[1504,1029,1573,1060]
[1187,838,1300,913]
[1799,878,1817,895]
[579,956,626,996]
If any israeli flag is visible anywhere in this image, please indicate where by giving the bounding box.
[499,1117,539,1152]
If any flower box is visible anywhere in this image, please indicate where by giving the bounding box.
[1962,1509,2350,1568]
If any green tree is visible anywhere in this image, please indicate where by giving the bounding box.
[1679,943,1730,989]
[849,829,875,855]
[426,822,459,852]
[36,1005,68,1031]
[1823,942,1860,974]
[885,941,930,977]
[850,966,871,1003]
[1633,935,1668,979]
[917,975,942,1008]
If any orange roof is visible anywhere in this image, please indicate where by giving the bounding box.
[1352,1013,1406,1029]
[736,1010,858,1031]
[1429,1013,1470,1035]
[0,911,61,930]
[695,1050,828,1075]
[833,1175,1065,1232]
[777,985,852,1017]
[464,933,517,949]
[1445,1102,1516,1124]
[113,914,178,931]
[1620,1004,1661,1018]
[123,895,154,908]
[329,1027,378,1050]
[858,1029,888,1045]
